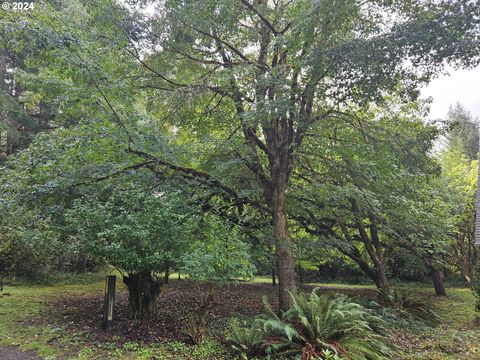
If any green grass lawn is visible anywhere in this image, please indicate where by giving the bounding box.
[1,274,480,359]
[0,273,229,360]
[395,287,480,360]
[0,273,107,359]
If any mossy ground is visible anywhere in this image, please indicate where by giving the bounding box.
[1,274,479,359]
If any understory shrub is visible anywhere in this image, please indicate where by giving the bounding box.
[0,233,45,278]
[376,288,440,326]
[472,263,480,312]
[228,318,264,358]
[185,285,215,344]
[227,289,392,360]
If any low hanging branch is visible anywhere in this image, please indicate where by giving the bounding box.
[126,148,271,214]
[68,160,156,188]
[70,43,270,215]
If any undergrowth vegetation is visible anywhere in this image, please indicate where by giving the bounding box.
[1,277,479,359]
[375,288,440,326]
[228,290,392,360]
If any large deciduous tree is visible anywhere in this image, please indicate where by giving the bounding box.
[2,0,480,309]
[292,103,451,295]
[135,0,480,308]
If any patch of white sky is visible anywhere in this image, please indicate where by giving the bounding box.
[420,66,480,122]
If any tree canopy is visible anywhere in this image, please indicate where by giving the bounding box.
[1,0,479,312]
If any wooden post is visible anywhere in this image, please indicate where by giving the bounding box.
[103,275,116,331]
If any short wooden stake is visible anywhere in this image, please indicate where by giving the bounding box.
[103,275,116,331]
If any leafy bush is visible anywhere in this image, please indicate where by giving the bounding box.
[227,290,391,360]
[227,318,265,359]
[377,288,440,326]
[0,232,45,278]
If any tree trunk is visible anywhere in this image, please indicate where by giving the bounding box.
[76,252,87,274]
[338,222,390,293]
[430,267,447,296]
[453,233,475,287]
[373,266,390,293]
[271,267,276,286]
[462,265,473,287]
[164,267,169,284]
[373,270,390,294]
[298,266,304,285]
[422,256,447,296]
[123,272,162,319]
[272,178,295,311]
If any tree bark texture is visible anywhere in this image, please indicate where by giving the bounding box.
[164,267,169,284]
[272,176,295,310]
[123,272,162,319]
[430,267,447,296]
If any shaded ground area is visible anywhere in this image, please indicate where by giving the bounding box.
[2,276,479,359]
[0,347,39,360]
[39,280,376,345]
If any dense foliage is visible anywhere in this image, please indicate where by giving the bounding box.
[2,0,479,312]
[228,290,391,360]
[0,3,479,354]
[65,186,255,317]
[376,288,440,326]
